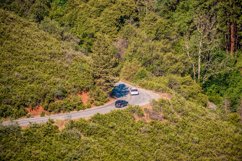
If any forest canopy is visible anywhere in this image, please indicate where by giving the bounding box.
[1,0,242,118]
[0,0,242,160]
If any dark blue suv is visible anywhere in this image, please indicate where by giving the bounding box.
[115,100,128,108]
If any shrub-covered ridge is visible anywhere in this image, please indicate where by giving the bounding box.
[0,9,93,118]
[1,93,241,160]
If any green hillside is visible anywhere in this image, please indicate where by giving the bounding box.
[0,9,93,118]
[1,93,241,160]
[0,0,242,160]
[1,0,241,119]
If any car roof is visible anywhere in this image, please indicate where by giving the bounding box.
[130,87,138,90]
[116,100,126,103]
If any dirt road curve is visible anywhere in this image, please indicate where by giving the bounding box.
[2,82,160,126]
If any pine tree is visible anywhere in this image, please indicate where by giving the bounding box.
[91,34,118,92]
[217,0,242,54]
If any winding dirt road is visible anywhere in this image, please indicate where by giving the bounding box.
[2,82,160,126]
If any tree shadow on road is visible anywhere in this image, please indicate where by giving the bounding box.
[111,84,129,98]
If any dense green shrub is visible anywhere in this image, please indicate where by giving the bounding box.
[1,102,241,160]
[39,17,63,39]
[120,60,142,81]
[47,95,84,113]
[127,106,144,117]
[137,77,171,93]
[89,87,108,106]
[1,0,52,22]
[120,60,152,81]
[0,9,93,118]
[166,75,208,106]
[203,70,242,112]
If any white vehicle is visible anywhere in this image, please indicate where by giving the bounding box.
[130,87,139,95]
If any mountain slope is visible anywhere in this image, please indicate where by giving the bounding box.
[0,94,241,160]
[0,9,93,118]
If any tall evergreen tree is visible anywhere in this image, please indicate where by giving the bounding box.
[91,35,118,92]
[217,0,242,54]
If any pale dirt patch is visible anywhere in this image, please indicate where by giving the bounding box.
[54,120,69,130]
[207,101,217,110]
[78,92,89,105]
[160,93,172,100]
[133,114,144,122]
[133,104,163,123]
[20,125,29,129]
[143,105,153,123]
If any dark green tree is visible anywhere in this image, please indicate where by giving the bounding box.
[216,0,242,55]
[91,35,118,93]
[29,0,52,22]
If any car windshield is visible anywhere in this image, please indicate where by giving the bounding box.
[116,100,126,104]
[131,89,138,91]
